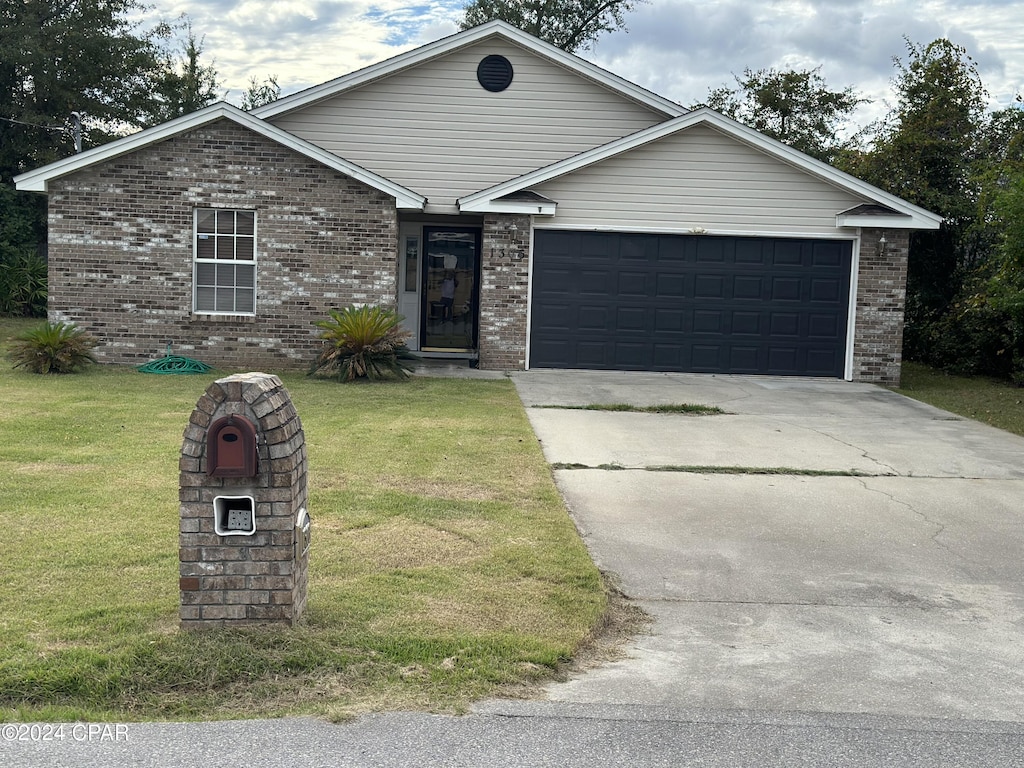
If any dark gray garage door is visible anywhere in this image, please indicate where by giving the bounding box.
[530,231,852,377]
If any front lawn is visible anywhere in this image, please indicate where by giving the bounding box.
[897,361,1024,437]
[0,318,605,721]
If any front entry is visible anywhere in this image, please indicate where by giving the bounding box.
[420,226,481,352]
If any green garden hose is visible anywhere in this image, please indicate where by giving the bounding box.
[137,344,212,374]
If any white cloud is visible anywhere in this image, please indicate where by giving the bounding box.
[149,0,1024,125]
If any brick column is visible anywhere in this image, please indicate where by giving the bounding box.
[179,373,309,628]
[478,214,531,370]
[853,228,909,386]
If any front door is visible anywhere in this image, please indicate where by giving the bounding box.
[421,226,480,352]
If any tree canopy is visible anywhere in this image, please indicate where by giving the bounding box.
[459,0,643,52]
[699,67,864,163]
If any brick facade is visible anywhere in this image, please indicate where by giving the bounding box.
[853,228,910,386]
[47,119,399,370]
[477,214,531,370]
[43,120,910,382]
[179,373,309,628]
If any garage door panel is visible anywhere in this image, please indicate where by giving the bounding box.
[620,235,659,261]
[572,341,608,366]
[580,270,611,294]
[691,345,725,370]
[694,274,725,299]
[772,245,804,267]
[767,346,800,373]
[734,240,766,264]
[531,231,851,377]
[653,344,685,367]
[656,273,687,297]
[771,277,803,301]
[812,241,845,267]
[654,308,686,333]
[580,233,615,261]
[578,305,611,331]
[769,312,800,336]
[733,275,763,300]
[693,309,723,334]
[618,271,649,296]
[533,302,572,330]
[729,346,761,372]
[695,239,726,262]
[806,348,842,375]
[808,313,840,339]
[536,267,572,295]
[616,306,648,331]
[613,342,649,368]
[811,278,843,302]
[730,312,762,335]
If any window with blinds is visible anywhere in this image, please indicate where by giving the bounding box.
[193,209,256,314]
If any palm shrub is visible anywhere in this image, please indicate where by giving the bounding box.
[309,305,417,381]
[0,253,47,317]
[8,321,98,374]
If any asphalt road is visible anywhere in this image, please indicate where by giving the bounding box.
[5,704,1024,767]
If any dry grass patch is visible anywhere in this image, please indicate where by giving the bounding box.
[0,359,607,721]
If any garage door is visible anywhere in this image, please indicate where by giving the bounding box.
[530,231,852,377]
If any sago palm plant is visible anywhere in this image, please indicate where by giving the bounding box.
[310,305,417,381]
[9,321,98,374]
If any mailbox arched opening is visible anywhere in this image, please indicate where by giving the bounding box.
[207,414,258,477]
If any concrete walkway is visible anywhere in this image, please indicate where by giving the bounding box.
[512,370,1024,722]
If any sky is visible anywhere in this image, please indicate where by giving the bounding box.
[148,0,1024,132]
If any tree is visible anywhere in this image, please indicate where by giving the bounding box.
[459,0,644,52]
[1,0,172,301]
[146,20,222,125]
[854,39,987,222]
[699,67,864,163]
[0,0,166,171]
[845,39,992,366]
[241,75,281,111]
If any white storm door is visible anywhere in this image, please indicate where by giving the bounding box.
[397,224,421,350]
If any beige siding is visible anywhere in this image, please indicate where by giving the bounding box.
[533,125,868,235]
[270,39,667,207]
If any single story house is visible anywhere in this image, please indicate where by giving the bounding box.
[15,21,941,384]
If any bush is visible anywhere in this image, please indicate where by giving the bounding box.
[0,253,47,317]
[309,305,417,381]
[8,321,98,374]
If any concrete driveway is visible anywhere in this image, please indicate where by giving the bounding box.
[512,370,1024,722]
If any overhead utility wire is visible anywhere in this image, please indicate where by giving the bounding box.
[0,115,67,132]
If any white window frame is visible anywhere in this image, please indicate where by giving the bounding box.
[193,208,257,316]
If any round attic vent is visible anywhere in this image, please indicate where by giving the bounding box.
[477,55,514,92]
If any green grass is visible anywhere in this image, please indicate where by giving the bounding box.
[897,361,1024,437]
[534,403,725,415]
[0,317,605,721]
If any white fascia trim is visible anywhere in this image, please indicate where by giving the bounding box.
[460,108,943,229]
[14,102,425,209]
[253,20,686,120]
[836,213,917,229]
[470,200,556,215]
[532,222,859,241]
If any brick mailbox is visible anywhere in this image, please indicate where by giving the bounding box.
[179,372,310,628]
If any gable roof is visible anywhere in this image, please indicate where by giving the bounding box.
[458,107,943,230]
[252,20,686,121]
[13,102,426,209]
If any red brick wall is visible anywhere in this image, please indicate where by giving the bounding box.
[853,228,909,386]
[47,119,399,370]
